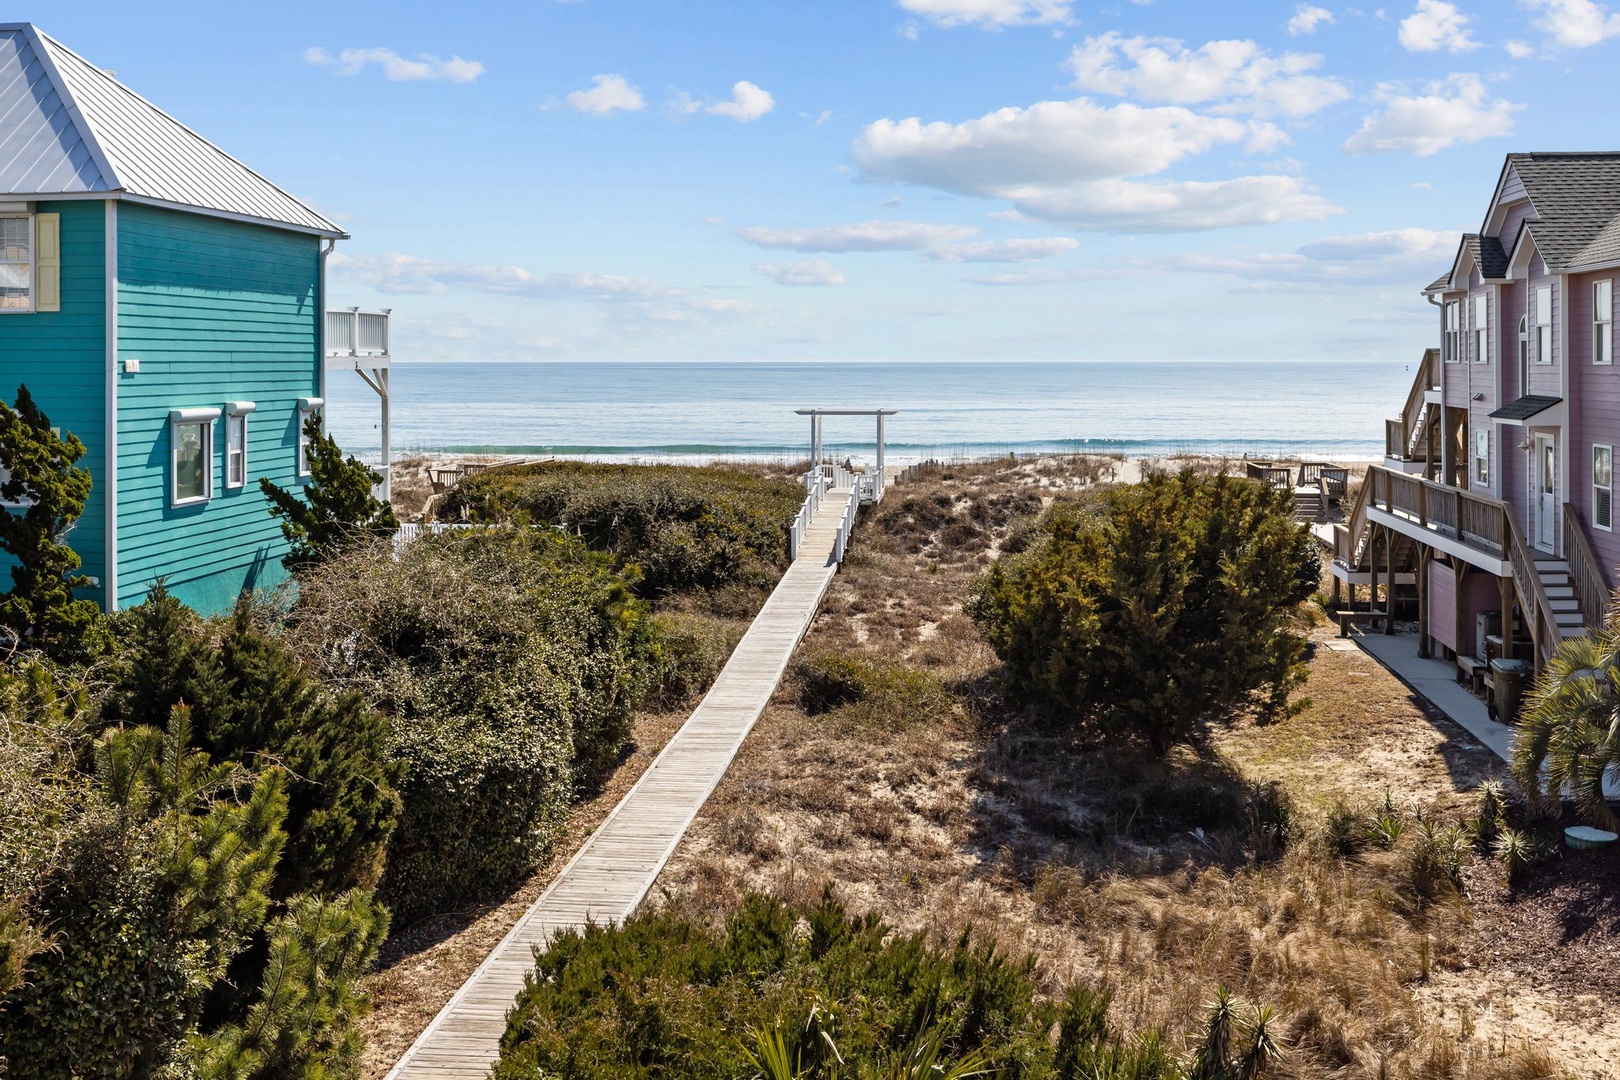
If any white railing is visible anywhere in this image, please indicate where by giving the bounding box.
[832,485,859,564]
[789,469,827,561]
[326,308,390,357]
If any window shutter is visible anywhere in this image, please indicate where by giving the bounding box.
[34,213,60,312]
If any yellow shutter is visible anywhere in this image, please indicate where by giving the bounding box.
[34,213,60,312]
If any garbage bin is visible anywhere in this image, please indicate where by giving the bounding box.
[1488,658,1533,724]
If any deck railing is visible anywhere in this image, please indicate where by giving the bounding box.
[326,308,390,357]
[832,484,860,564]
[1385,348,1440,462]
[1564,502,1611,629]
[1244,462,1293,490]
[1384,418,1406,460]
[1298,462,1347,500]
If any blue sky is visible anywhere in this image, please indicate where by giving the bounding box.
[27,0,1620,361]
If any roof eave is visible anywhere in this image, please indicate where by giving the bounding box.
[116,192,347,239]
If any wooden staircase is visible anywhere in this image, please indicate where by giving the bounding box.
[1533,556,1591,642]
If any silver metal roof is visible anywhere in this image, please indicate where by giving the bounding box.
[0,24,344,237]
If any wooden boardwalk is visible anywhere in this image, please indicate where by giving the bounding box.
[385,488,856,1079]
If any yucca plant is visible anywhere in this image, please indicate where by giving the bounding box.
[1512,625,1620,827]
[1492,827,1538,887]
[1470,779,1508,847]
[1190,987,1287,1080]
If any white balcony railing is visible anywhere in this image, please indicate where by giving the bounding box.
[326,308,390,358]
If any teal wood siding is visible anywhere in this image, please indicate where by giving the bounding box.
[0,200,108,606]
[116,203,320,614]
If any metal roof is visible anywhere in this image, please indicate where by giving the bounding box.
[0,24,343,237]
[1489,395,1562,422]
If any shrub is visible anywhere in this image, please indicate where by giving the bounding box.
[1404,821,1472,904]
[287,529,656,922]
[494,888,1179,1080]
[0,384,103,657]
[106,585,401,898]
[969,472,1318,755]
[1322,802,1368,859]
[793,650,954,729]
[1470,779,1508,847]
[1492,827,1539,887]
[260,413,396,570]
[439,461,804,598]
[645,611,744,709]
[1513,624,1620,826]
[1244,781,1294,862]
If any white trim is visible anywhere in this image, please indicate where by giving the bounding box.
[1595,444,1614,532]
[297,399,322,478]
[169,416,214,507]
[297,396,324,410]
[1595,279,1613,365]
[224,411,247,490]
[104,200,117,610]
[224,400,256,415]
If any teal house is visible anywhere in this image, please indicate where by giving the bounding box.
[0,24,352,614]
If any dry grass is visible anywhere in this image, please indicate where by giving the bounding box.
[653,456,1585,1079]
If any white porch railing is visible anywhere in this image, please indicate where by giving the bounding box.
[789,469,828,561]
[832,483,860,564]
[326,308,391,357]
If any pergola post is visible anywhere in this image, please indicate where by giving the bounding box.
[875,412,885,499]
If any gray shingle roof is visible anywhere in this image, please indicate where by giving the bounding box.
[1489,395,1562,421]
[1465,233,1509,279]
[0,24,343,237]
[1503,152,1620,271]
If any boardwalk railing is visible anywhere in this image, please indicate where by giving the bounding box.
[1298,462,1347,501]
[789,470,828,561]
[1244,462,1293,491]
[832,483,860,563]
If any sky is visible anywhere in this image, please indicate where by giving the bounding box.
[25,0,1620,362]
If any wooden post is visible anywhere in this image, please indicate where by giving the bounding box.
[1370,526,1382,627]
[1384,524,1396,634]
[1455,560,1470,661]
[1498,574,1515,661]
[1331,572,1342,608]
[875,413,885,499]
[1417,545,1430,657]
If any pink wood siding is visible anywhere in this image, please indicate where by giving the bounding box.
[1530,264,1561,397]
[1500,281,1527,396]
[1568,267,1620,586]
[1428,559,1458,651]
[1497,199,1535,252]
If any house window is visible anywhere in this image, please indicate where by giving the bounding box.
[0,216,30,311]
[1536,285,1553,363]
[169,407,220,507]
[1475,429,1489,486]
[1443,300,1461,362]
[1473,294,1488,362]
[224,402,255,489]
[1597,446,1614,531]
[1596,280,1613,365]
[297,397,323,478]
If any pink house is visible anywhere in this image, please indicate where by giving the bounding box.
[1338,153,1620,669]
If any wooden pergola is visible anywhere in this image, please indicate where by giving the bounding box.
[796,407,898,500]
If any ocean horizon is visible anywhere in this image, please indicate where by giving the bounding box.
[325,359,1416,464]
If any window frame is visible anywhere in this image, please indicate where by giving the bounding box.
[169,408,220,508]
[0,213,33,315]
[1474,428,1490,487]
[1535,284,1553,364]
[1472,294,1488,363]
[1596,445,1614,532]
[1443,300,1461,363]
[1596,280,1614,365]
[296,397,324,479]
[223,401,255,490]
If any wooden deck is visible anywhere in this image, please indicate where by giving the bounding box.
[384,488,856,1079]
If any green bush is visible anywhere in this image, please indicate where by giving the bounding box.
[106,585,402,898]
[288,529,657,922]
[969,472,1318,755]
[439,461,804,598]
[645,611,744,709]
[494,888,1180,1080]
[793,650,954,729]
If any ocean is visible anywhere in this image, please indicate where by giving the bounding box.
[324,360,1415,465]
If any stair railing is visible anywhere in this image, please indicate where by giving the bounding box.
[1505,509,1558,667]
[1563,501,1610,630]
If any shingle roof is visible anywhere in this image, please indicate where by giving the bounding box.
[1503,153,1620,271]
[1464,233,1509,279]
[1489,395,1562,421]
[0,24,343,237]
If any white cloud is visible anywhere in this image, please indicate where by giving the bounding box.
[566,74,646,115]
[897,0,1073,28]
[925,237,1080,261]
[1287,5,1336,34]
[1180,227,1460,285]
[753,259,848,286]
[304,46,484,82]
[852,97,1334,231]
[330,252,684,301]
[739,220,979,252]
[1525,0,1620,47]
[1344,74,1518,156]
[1398,0,1480,52]
[1066,33,1349,117]
[1505,39,1536,56]
[709,80,775,121]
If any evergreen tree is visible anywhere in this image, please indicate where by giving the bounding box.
[260,414,396,570]
[0,384,101,654]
